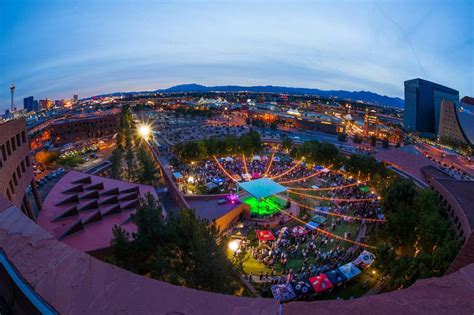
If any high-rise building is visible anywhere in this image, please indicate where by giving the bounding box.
[23,96,36,112]
[10,82,15,111]
[404,78,459,135]
[438,99,474,146]
[73,93,79,104]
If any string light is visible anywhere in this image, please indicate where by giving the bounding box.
[269,159,302,180]
[277,169,327,184]
[274,195,385,223]
[277,208,376,248]
[287,180,368,191]
[242,154,249,178]
[288,189,379,203]
[213,156,238,182]
[263,152,275,177]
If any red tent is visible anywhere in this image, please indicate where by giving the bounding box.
[257,230,275,242]
[251,172,261,179]
[309,274,333,293]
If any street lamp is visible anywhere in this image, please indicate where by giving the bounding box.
[138,124,151,140]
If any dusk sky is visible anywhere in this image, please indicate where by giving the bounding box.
[1,0,473,112]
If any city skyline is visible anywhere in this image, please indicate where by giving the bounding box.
[1,0,473,112]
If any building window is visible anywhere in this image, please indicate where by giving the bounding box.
[6,141,11,156]
[9,180,14,194]
[1,144,6,161]
[25,156,31,167]
[21,131,26,143]
[16,134,21,147]
[12,172,18,186]
[11,137,16,151]
[21,160,25,172]
[16,166,22,179]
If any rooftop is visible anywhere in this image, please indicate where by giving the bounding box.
[238,178,287,200]
[37,170,158,253]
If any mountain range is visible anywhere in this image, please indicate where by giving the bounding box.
[97,84,404,108]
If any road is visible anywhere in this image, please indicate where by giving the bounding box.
[415,142,474,177]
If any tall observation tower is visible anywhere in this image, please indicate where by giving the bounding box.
[10,82,15,111]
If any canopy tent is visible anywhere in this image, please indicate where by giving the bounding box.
[315,207,330,216]
[251,172,261,179]
[309,274,333,293]
[290,226,309,237]
[338,262,361,280]
[172,172,183,181]
[241,173,252,181]
[311,215,327,224]
[212,177,225,185]
[252,155,261,161]
[256,230,275,242]
[224,157,234,162]
[273,156,281,162]
[305,221,318,230]
[231,174,242,182]
[205,182,218,191]
[325,268,347,285]
[271,283,296,302]
[353,250,376,267]
[290,280,315,297]
[238,178,287,200]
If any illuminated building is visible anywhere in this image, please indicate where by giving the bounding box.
[363,107,378,136]
[438,99,474,146]
[49,112,119,144]
[404,78,459,135]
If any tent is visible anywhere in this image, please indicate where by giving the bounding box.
[238,178,287,200]
[311,215,327,224]
[338,262,361,280]
[257,230,275,242]
[309,274,333,293]
[315,207,330,216]
[325,268,347,285]
[232,174,242,182]
[212,177,225,185]
[224,157,234,162]
[273,156,281,162]
[353,250,376,267]
[241,173,252,181]
[172,172,183,182]
[252,155,261,161]
[205,181,218,191]
[251,172,261,179]
[290,226,309,237]
[271,283,296,302]
[290,280,315,297]
[305,221,319,230]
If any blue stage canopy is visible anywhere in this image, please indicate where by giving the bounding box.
[238,178,287,200]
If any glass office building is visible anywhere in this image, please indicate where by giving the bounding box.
[404,78,459,136]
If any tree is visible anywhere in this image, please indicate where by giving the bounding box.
[281,136,293,152]
[126,148,135,179]
[138,148,159,185]
[338,133,347,142]
[370,135,377,147]
[110,148,122,179]
[353,134,363,144]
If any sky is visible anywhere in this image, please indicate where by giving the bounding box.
[0,0,473,112]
